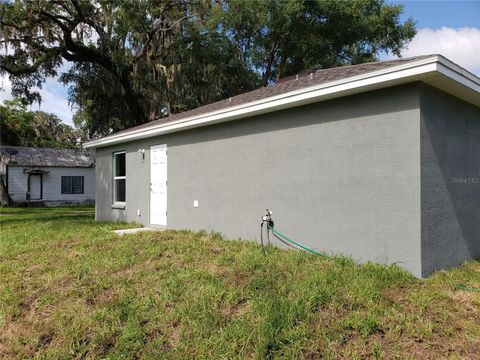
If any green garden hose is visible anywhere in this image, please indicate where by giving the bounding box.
[267,224,329,258]
[454,284,480,292]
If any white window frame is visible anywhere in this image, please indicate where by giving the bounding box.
[113,151,126,206]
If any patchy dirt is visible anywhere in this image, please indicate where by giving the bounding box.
[0,295,54,359]
[203,262,229,278]
[112,259,158,277]
[448,290,480,315]
[68,250,86,259]
[220,299,251,318]
[86,287,121,306]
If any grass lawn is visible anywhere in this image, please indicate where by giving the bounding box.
[0,207,479,359]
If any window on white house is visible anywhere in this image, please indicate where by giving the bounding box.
[61,176,84,194]
[113,152,126,204]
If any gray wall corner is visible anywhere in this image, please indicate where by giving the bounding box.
[420,84,480,277]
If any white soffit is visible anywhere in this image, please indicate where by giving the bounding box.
[84,55,480,149]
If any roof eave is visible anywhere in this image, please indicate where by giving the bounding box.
[5,164,95,168]
[84,56,480,149]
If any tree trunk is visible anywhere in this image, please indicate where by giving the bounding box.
[119,70,148,125]
[262,44,278,87]
[0,175,12,207]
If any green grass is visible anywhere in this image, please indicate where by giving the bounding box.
[1,207,479,359]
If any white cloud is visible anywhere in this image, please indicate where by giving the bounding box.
[0,73,74,126]
[34,85,74,126]
[394,27,480,75]
[1,43,74,125]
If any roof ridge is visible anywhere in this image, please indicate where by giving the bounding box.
[147,55,437,122]
[276,55,437,84]
[0,145,91,152]
[89,54,447,144]
[0,146,95,167]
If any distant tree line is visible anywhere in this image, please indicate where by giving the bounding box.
[0,99,82,148]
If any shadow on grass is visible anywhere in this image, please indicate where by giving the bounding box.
[0,208,95,225]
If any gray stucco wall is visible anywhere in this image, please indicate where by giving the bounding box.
[420,85,480,277]
[96,84,423,276]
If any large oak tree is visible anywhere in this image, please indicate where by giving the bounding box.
[0,0,415,138]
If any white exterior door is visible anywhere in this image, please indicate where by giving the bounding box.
[150,144,167,225]
[30,174,42,200]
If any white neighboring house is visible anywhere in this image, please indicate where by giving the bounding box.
[0,146,95,206]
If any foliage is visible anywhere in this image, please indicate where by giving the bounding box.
[1,207,479,358]
[220,0,417,84]
[0,98,81,148]
[0,0,416,138]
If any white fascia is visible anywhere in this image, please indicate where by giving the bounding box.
[434,56,480,94]
[84,55,479,149]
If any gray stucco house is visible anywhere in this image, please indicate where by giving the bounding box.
[0,146,96,206]
[85,55,480,277]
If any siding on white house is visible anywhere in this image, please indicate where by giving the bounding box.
[6,166,28,202]
[7,166,95,204]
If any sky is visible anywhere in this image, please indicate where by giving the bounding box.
[1,0,479,127]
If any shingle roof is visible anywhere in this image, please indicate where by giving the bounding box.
[107,55,434,138]
[0,146,95,167]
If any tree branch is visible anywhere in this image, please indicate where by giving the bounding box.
[133,15,192,61]
[38,11,71,32]
[70,0,105,38]
[0,50,58,75]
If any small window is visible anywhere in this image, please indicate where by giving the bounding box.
[113,152,126,204]
[61,176,84,194]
